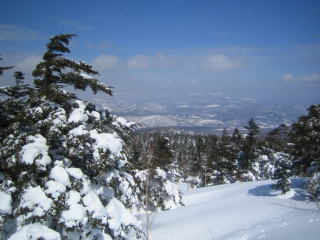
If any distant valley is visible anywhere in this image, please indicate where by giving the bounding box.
[94,93,309,134]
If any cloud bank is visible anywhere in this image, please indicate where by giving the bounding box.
[199,54,240,71]
[91,53,240,72]
[282,73,320,82]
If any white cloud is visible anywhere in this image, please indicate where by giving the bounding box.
[300,73,320,81]
[282,73,320,82]
[127,55,151,70]
[92,54,119,71]
[17,55,42,73]
[0,24,40,41]
[90,53,242,73]
[191,80,199,85]
[282,73,294,81]
[152,54,176,68]
[200,54,240,71]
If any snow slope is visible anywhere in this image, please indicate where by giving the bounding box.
[150,179,320,240]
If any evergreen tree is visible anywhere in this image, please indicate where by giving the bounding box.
[0,35,142,239]
[272,153,292,193]
[272,105,320,195]
[306,173,320,209]
[239,119,260,177]
[151,135,173,170]
[33,34,112,97]
[0,71,31,99]
[289,104,320,175]
[232,128,242,144]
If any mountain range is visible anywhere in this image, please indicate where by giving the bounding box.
[93,93,309,134]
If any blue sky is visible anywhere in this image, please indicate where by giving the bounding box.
[1,0,320,105]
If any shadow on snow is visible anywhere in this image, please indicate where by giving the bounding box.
[248,178,309,202]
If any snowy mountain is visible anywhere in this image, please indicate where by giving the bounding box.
[125,114,224,128]
[93,94,308,132]
[147,179,320,240]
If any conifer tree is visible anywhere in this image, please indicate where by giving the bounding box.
[239,119,260,174]
[151,135,173,170]
[0,35,143,239]
[232,128,242,144]
[0,71,31,99]
[33,34,112,97]
[273,105,320,194]
[289,104,320,174]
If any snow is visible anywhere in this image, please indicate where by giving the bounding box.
[204,104,220,108]
[68,124,88,136]
[8,223,61,240]
[83,191,108,222]
[67,167,84,179]
[90,110,101,120]
[116,116,135,127]
[164,181,180,197]
[60,203,87,228]
[147,179,320,240]
[90,129,123,156]
[106,198,139,234]
[0,191,12,214]
[68,100,89,123]
[50,165,70,186]
[20,134,51,169]
[156,168,167,179]
[33,106,43,114]
[48,108,67,132]
[20,186,52,217]
[135,170,148,181]
[80,72,94,79]
[66,190,81,206]
[45,180,66,200]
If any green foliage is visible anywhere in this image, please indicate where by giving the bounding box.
[306,173,320,208]
[0,56,31,99]
[0,34,143,239]
[33,34,113,96]
[148,135,173,170]
[272,154,292,193]
[239,119,261,173]
[289,104,320,174]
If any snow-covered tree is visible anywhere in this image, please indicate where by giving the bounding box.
[272,105,320,194]
[132,134,182,211]
[33,34,112,97]
[0,34,142,240]
[306,173,320,209]
[289,104,320,175]
[271,152,293,193]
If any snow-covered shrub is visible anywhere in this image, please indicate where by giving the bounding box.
[135,167,182,211]
[8,223,61,240]
[272,152,293,193]
[306,173,320,208]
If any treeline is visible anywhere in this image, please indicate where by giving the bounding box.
[127,106,320,196]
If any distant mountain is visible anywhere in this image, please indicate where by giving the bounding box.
[93,93,309,132]
[126,114,224,128]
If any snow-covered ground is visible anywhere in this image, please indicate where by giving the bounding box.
[149,179,320,240]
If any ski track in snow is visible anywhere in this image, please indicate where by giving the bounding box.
[147,180,320,240]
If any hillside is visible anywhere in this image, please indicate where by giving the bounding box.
[148,179,320,240]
